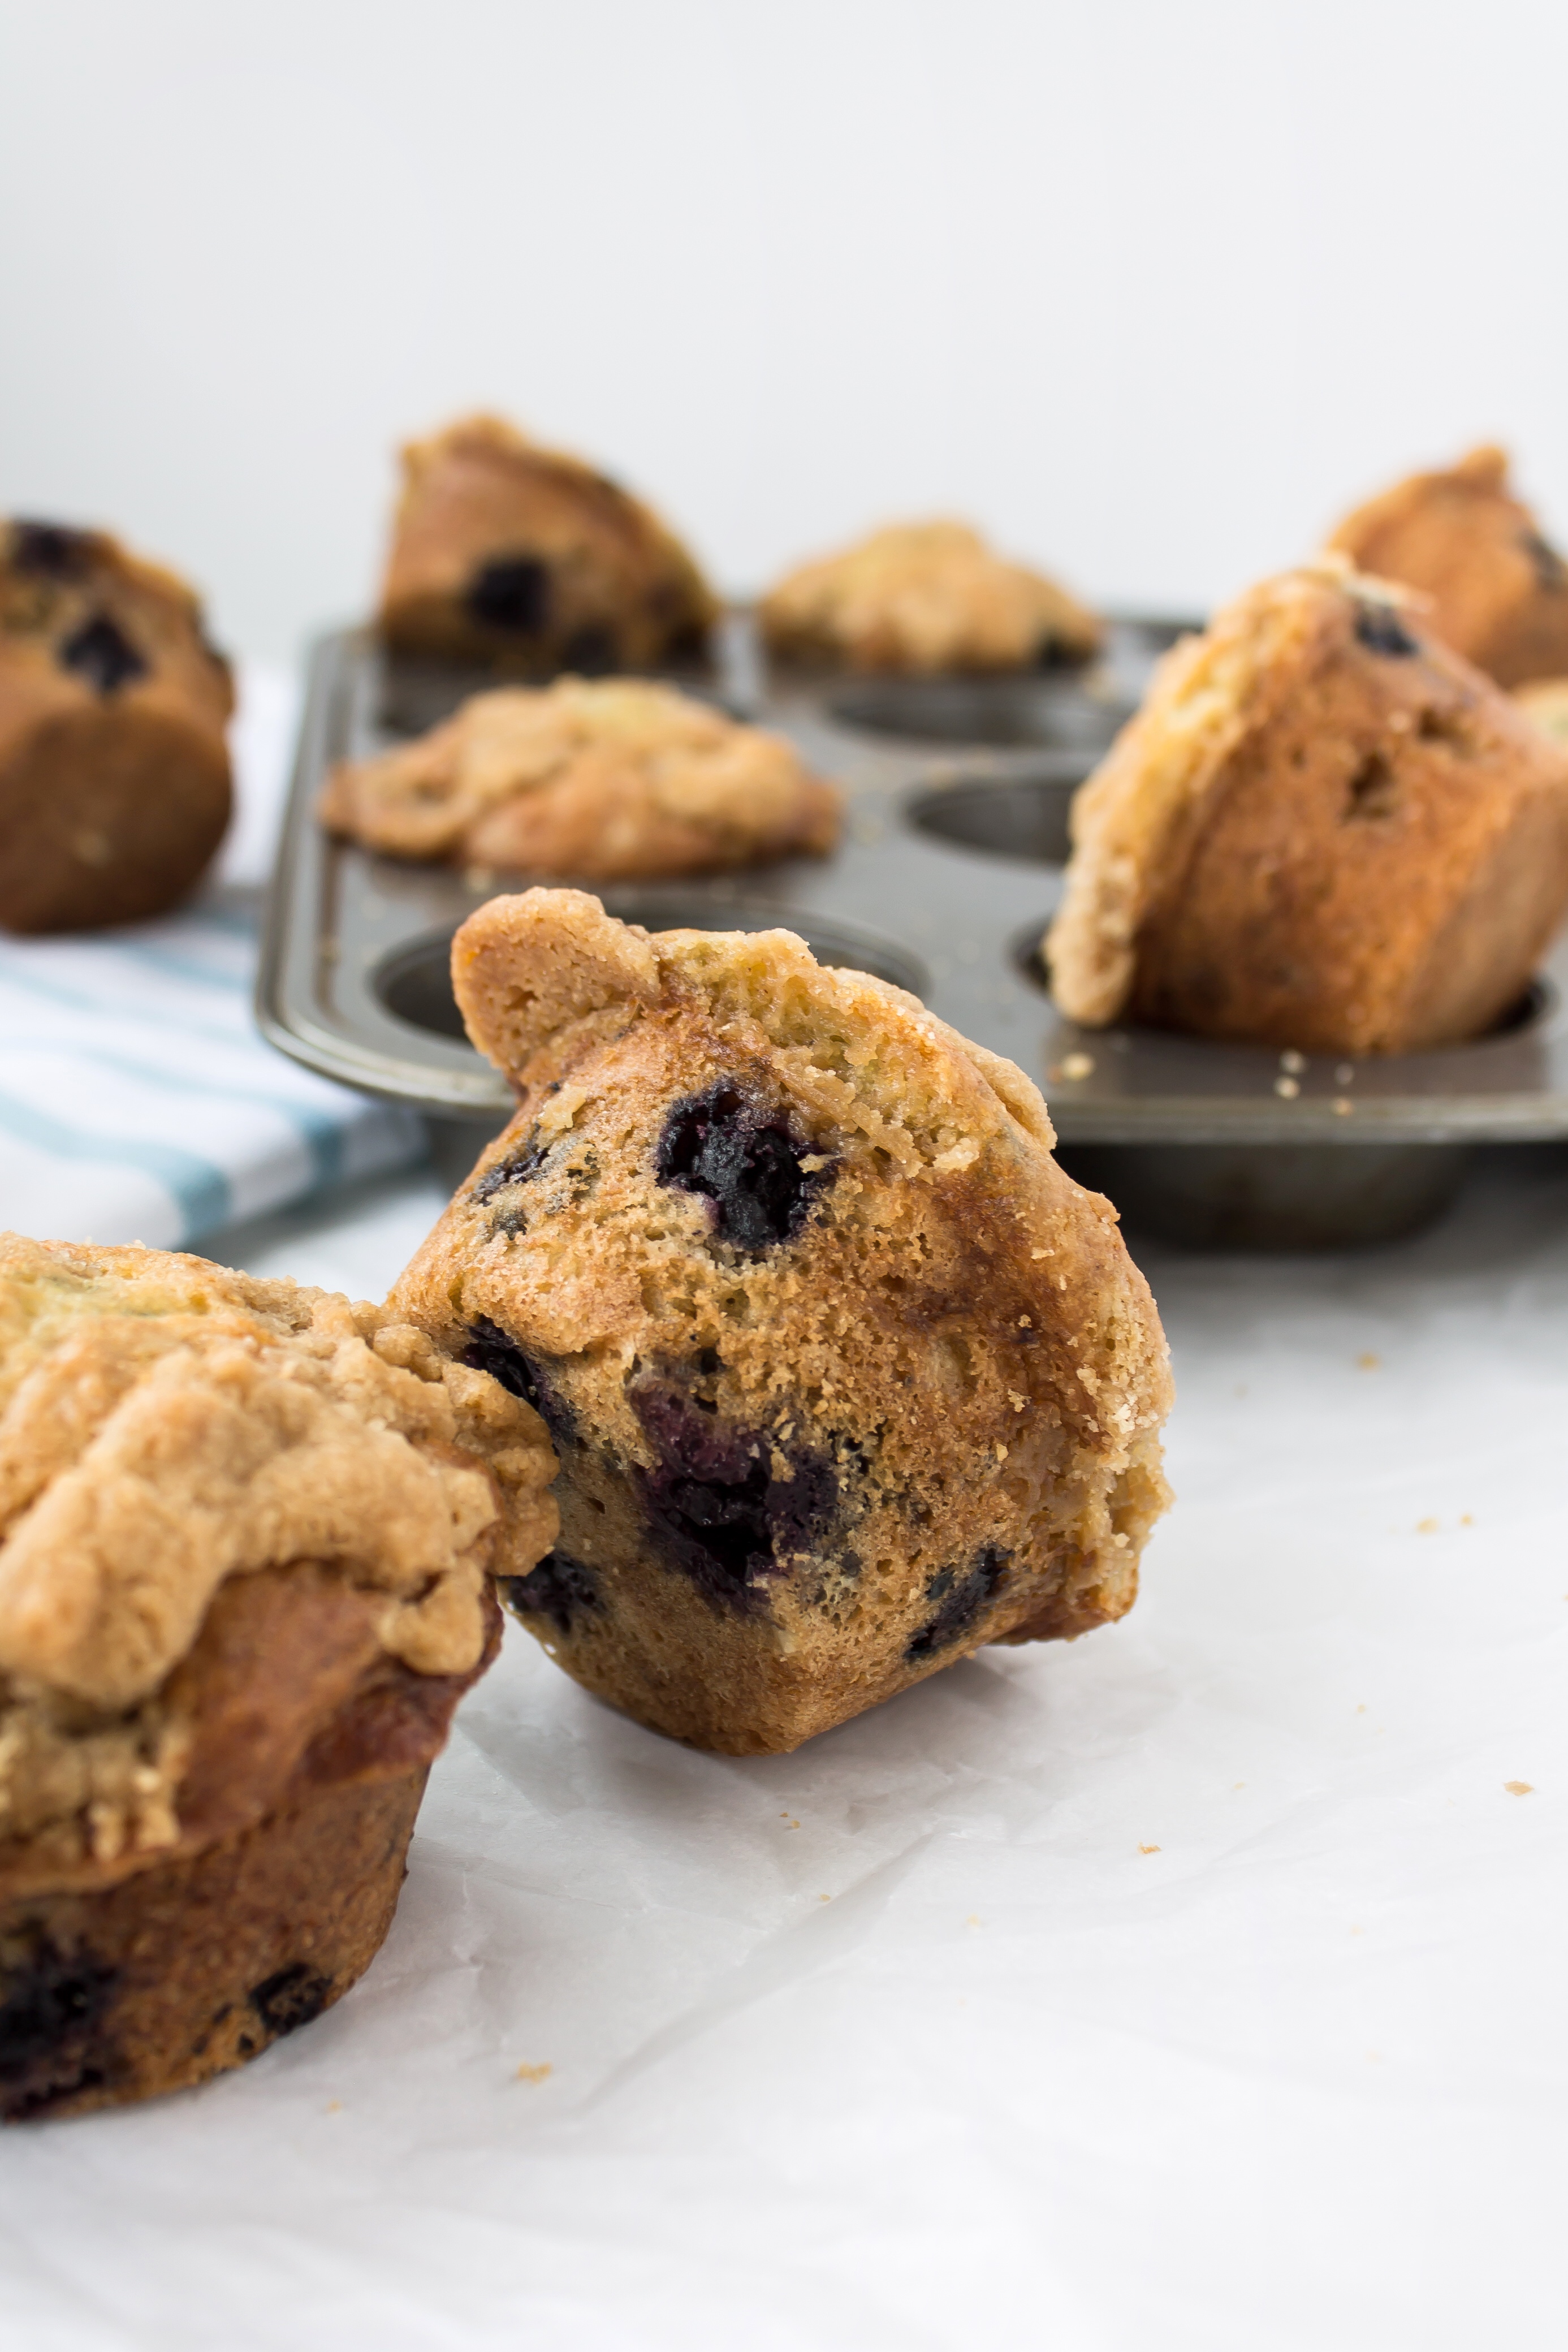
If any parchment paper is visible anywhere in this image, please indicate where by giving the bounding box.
[4,1143,1566,2350]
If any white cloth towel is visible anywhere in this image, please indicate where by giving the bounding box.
[0,662,423,1250]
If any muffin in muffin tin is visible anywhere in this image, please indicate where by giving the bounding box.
[761,519,1102,676]
[1325,446,1568,691]
[321,676,840,883]
[1047,562,1568,1056]
[377,413,718,679]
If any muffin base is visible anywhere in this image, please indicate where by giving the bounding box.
[0,1758,429,2123]
[0,702,231,933]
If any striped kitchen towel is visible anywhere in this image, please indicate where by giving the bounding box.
[0,663,424,1250]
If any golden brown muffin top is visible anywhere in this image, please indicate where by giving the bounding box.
[761,519,1102,674]
[319,676,841,880]
[451,884,1069,1181]
[379,412,718,660]
[1324,446,1568,688]
[0,1235,556,1879]
[0,519,233,730]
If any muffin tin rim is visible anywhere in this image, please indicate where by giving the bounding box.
[257,622,1568,1149]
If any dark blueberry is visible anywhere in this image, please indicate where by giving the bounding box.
[905,1545,1010,1661]
[1522,529,1567,592]
[471,1138,550,1204]
[632,1375,837,1613]
[634,1378,758,1483]
[501,1551,602,1637]
[248,1963,332,2040]
[465,554,551,636]
[11,519,93,579]
[1353,602,1420,659]
[656,1081,828,1254]
[1416,706,1472,751]
[461,1315,576,1447]
[561,624,619,675]
[0,1932,119,2087]
[1345,749,1397,819]
[59,611,148,694]
[660,619,710,666]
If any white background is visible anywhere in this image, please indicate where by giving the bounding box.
[2,0,1568,657]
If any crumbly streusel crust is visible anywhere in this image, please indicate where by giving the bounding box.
[1046,563,1568,1055]
[1325,446,1568,689]
[0,1235,555,2117]
[760,520,1102,675]
[320,677,841,882]
[388,888,1172,1756]
[377,413,718,675]
[0,521,234,933]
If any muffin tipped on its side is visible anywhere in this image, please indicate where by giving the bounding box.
[761,520,1102,674]
[320,677,841,882]
[0,1235,556,2120]
[1047,563,1568,1056]
[377,413,718,676]
[388,888,1172,1757]
[1325,446,1568,689]
[0,520,234,934]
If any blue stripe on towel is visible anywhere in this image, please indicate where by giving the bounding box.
[116,942,250,991]
[0,956,249,1048]
[0,1038,347,1189]
[0,1087,231,1235]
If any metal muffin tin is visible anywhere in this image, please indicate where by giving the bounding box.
[258,616,1568,1247]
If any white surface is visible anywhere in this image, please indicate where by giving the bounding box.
[6,1148,1566,2350]
[3,1,1568,658]
[0,662,424,1250]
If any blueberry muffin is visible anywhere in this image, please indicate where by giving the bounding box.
[1047,562,1568,1056]
[377,413,718,676]
[0,1234,556,2121]
[388,889,1172,1757]
[760,520,1103,675]
[0,521,234,933]
[1325,446,1568,689]
[321,676,840,882]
